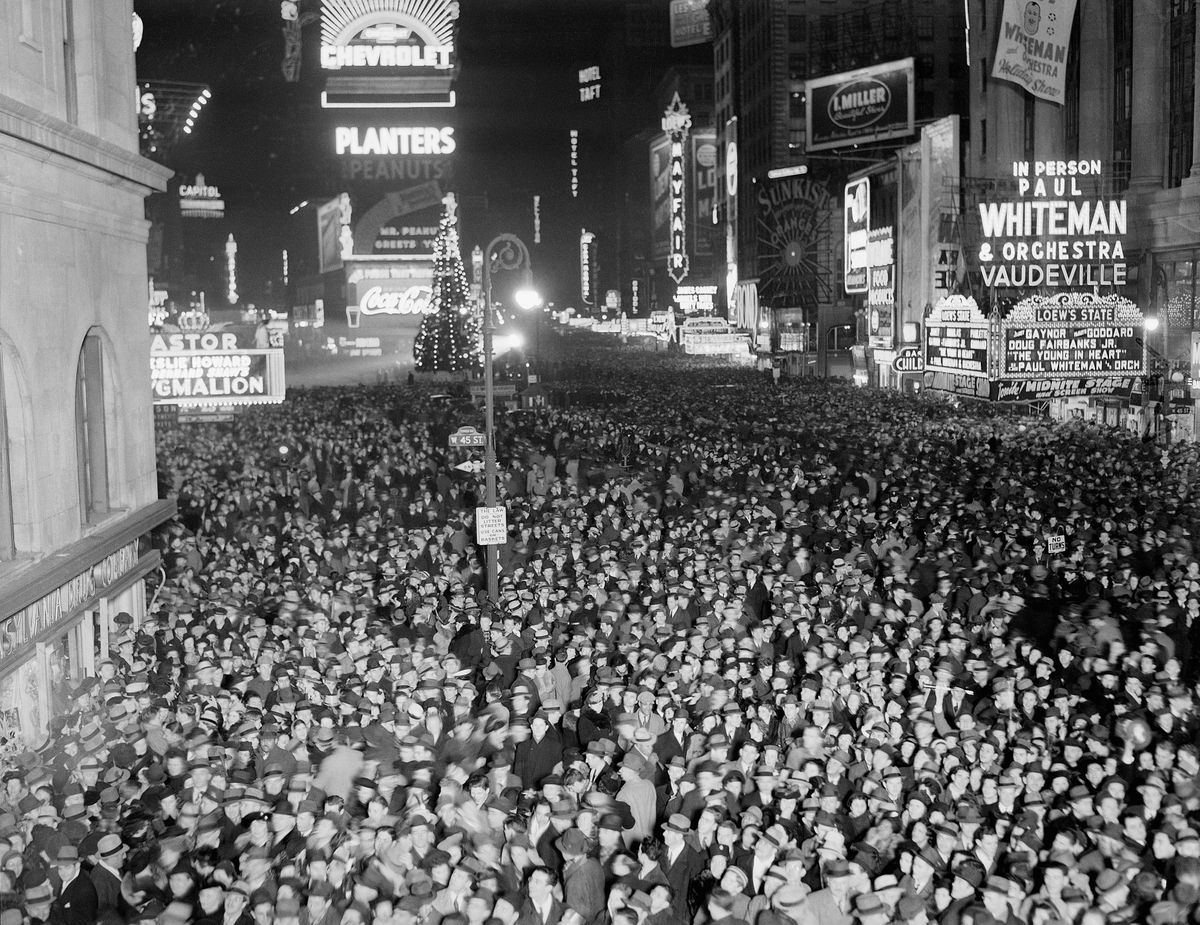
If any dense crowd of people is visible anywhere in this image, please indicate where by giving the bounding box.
[4,343,1200,925]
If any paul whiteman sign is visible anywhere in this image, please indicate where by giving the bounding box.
[976,160,1126,288]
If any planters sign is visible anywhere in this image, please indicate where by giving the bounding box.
[806,58,915,152]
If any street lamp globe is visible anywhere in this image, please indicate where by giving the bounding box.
[1145,316,1161,332]
[514,288,543,311]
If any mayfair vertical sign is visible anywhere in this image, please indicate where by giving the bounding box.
[663,93,692,285]
[807,59,915,152]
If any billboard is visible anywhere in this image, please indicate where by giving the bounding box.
[844,178,869,294]
[691,130,717,258]
[178,174,224,219]
[669,0,712,47]
[756,177,834,311]
[650,136,673,261]
[991,0,1078,105]
[317,197,345,274]
[150,330,285,407]
[924,295,991,378]
[975,159,1126,289]
[807,58,915,152]
[998,292,1144,379]
[867,227,895,348]
[320,0,459,107]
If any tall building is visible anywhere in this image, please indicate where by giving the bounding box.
[0,1,172,746]
[711,0,966,363]
[958,0,1200,437]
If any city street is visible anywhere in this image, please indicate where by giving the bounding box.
[4,2,1200,925]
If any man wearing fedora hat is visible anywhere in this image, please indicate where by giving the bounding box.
[558,828,604,925]
[49,845,97,925]
[90,833,127,922]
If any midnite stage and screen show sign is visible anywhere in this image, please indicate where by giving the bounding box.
[151,331,286,406]
[976,160,1126,288]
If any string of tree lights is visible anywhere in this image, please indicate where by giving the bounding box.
[413,196,482,373]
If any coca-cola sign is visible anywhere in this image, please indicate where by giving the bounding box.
[358,284,435,316]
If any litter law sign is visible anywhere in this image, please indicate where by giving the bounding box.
[475,506,508,546]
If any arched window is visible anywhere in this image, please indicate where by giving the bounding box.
[75,330,109,522]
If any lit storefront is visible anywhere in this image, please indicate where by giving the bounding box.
[0,507,171,751]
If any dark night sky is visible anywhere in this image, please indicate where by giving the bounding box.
[133,0,684,303]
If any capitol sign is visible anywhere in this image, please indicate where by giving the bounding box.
[359,285,435,316]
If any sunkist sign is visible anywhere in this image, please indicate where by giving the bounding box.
[976,159,1125,288]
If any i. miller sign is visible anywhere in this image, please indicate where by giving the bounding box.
[806,58,915,153]
[359,285,435,316]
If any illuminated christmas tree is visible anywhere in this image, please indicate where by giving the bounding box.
[414,194,482,373]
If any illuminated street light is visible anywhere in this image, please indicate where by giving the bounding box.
[1145,316,1161,332]
[514,288,542,311]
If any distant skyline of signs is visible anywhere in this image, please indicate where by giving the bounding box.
[807,58,915,152]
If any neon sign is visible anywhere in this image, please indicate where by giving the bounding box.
[976,160,1126,288]
[359,285,435,316]
[578,65,601,102]
[662,93,691,285]
[320,0,456,71]
[570,130,579,198]
[334,126,455,156]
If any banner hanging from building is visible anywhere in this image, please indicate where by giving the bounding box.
[806,59,915,152]
[867,227,895,349]
[991,0,1078,105]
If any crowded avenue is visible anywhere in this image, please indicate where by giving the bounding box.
[1,340,1198,925]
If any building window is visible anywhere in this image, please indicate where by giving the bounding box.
[1113,0,1133,191]
[76,331,109,522]
[789,91,805,120]
[980,118,987,159]
[917,54,936,79]
[980,58,988,95]
[788,54,807,79]
[62,0,77,124]
[787,14,806,43]
[917,14,934,39]
[1169,0,1196,187]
